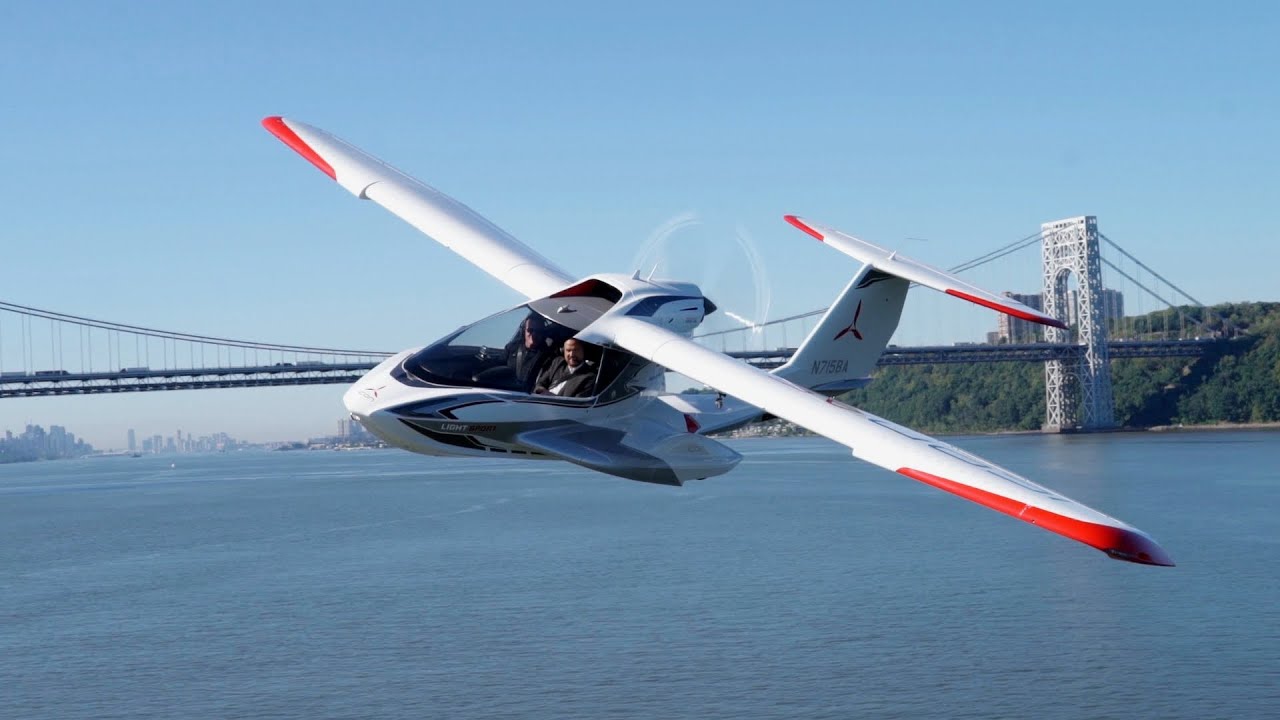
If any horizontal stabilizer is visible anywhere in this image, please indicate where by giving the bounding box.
[810,377,873,393]
[784,216,1067,329]
[658,392,765,436]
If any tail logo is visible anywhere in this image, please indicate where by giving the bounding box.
[833,300,864,341]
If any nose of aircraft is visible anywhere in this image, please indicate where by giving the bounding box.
[342,357,408,447]
[343,351,413,422]
[342,382,373,420]
[343,382,388,445]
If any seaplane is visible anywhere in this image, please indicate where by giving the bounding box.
[263,117,1173,567]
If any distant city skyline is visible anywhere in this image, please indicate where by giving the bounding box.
[0,414,372,457]
[133,428,242,455]
[0,423,94,463]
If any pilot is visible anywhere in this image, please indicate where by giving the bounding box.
[534,337,597,397]
[507,315,553,391]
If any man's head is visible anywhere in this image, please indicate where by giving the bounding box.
[562,338,585,369]
[523,318,543,349]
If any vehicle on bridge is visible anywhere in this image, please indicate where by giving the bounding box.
[264,116,1173,567]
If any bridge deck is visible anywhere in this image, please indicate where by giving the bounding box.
[0,339,1221,398]
[731,338,1222,370]
[0,363,380,398]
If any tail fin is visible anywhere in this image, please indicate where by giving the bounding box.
[773,215,1067,393]
[771,264,909,393]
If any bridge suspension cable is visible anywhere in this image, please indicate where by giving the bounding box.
[1097,233,1202,307]
[0,300,391,356]
[946,229,1044,274]
[0,298,394,397]
[1099,258,1207,336]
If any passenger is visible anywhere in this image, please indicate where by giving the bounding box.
[534,338,598,397]
[507,316,554,391]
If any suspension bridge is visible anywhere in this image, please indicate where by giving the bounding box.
[0,302,389,397]
[699,215,1219,430]
[1,215,1219,431]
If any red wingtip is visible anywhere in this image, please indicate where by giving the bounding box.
[262,116,336,180]
[784,215,824,241]
[945,289,1069,330]
[897,467,1175,566]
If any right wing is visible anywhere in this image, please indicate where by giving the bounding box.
[263,117,575,300]
[581,315,1173,566]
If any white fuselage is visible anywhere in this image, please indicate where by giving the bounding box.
[341,274,752,483]
[344,349,664,460]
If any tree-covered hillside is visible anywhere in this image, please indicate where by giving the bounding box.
[839,302,1280,432]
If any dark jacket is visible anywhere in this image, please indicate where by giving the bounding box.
[535,357,598,397]
[508,344,550,391]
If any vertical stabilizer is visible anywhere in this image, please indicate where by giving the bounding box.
[771,264,909,393]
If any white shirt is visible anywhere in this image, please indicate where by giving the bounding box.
[549,362,587,395]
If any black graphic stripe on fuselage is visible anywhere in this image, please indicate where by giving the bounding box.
[399,419,490,451]
[398,418,547,457]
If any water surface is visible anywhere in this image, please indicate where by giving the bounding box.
[3,432,1277,718]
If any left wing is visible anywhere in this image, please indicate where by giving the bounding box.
[263,117,575,299]
[580,315,1173,566]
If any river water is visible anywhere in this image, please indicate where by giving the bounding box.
[3,431,1277,719]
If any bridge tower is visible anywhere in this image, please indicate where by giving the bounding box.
[1041,216,1116,431]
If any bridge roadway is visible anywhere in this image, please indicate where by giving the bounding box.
[0,339,1222,398]
[0,362,383,398]
[727,338,1223,369]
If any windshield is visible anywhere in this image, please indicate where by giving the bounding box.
[401,304,643,399]
[401,307,561,392]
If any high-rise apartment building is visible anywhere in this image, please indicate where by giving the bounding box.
[1065,288,1124,331]
[994,289,1124,342]
[995,292,1044,343]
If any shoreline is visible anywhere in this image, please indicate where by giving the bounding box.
[730,420,1280,440]
[929,422,1280,437]
[1143,421,1280,433]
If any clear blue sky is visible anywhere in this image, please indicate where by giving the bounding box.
[2,1,1277,448]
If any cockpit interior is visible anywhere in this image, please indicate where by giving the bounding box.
[399,303,649,402]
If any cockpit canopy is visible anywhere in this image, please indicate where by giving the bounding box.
[400,276,716,400]
[399,302,650,400]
